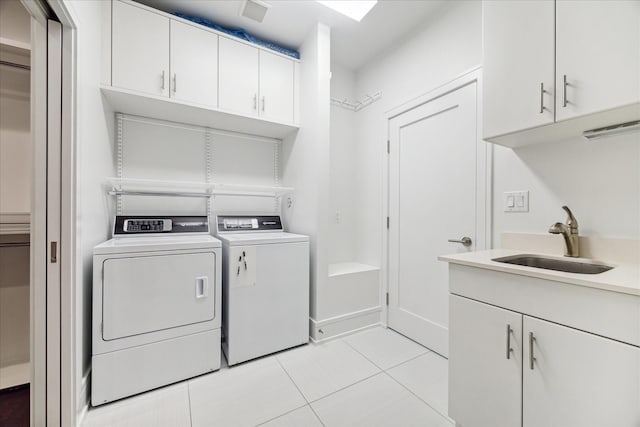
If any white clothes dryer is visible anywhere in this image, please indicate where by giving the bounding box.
[92,216,221,406]
[215,215,309,366]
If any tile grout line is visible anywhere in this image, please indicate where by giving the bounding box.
[274,356,326,427]
[187,382,194,427]
[382,370,453,424]
[307,370,383,405]
[253,403,310,427]
[340,335,430,372]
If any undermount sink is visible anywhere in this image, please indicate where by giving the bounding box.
[492,254,614,275]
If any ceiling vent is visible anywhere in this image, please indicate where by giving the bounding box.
[239,0,271,23]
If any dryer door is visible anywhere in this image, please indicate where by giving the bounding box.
[102,251,216,340]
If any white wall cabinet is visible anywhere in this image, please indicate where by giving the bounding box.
[555,0,640,121]
[218,37,260,117]
[483,0,640,142]
[219,37,295,123]
[169,20,218,108]
[259,50,295,123]
[450,293,640,426]
[112,1,218,107]
[112,0,170,97]
[483,1,555,138]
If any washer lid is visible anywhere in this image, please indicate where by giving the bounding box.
[216,232,309,246]
[94,235,221,255]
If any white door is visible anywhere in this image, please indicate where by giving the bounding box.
[523,316,640,426]
[388,82,479,356]
[482,0,555,139]
[556,0,640,121]
[112,1,169,97]
[218,37,259,116]
[170,20,218,108]
[259,50,294,123]
[449,295,522,427]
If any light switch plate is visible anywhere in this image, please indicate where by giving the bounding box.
[504,191,529,212]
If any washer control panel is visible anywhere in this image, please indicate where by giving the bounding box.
[216,215,283,233]
[113,216,209,236]
[124,219,172,233]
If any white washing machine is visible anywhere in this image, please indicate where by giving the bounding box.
[215,215,309,365]
[92,215,221,406]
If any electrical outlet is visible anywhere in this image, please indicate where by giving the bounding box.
[504,191,529,212]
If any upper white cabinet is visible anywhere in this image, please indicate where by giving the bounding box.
[112,1,218,108]
[169,20,218,108]
[218,37,260,116]
[483,1,555,138]
[219,37,295,123]
[483,0,640,144]
[259,50,295,123]
[555,0,640,121]
[112,1,169,97]
[108,1,300,136]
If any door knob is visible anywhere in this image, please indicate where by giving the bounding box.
[448,236,472,247]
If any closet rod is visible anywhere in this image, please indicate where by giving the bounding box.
[0,242,30,248]
[0,60,30,71]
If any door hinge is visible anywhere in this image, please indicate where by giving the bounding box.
[50,241,57,263]
[386,292,389,306]
[387,140,390,154]
[386,216,390,229]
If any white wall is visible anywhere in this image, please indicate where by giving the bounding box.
[493,132,640,243]
[281,23,331,319]
[63,0,115,411]
[329,63,357,264]
[354,1,483,267]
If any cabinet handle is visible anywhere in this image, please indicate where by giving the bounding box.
[529,332,536,370]
[539,82,547,114]
[562,74,568,107]
[262,96,265,112]
[253,94,257,110]
[173,73,177,93]
[506,324,513,359]
[161,70,165,90]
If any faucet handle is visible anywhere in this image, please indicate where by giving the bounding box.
[561,206,578,230]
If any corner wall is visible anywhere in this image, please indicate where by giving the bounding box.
[64,0,115,416]
[281,23,331,320]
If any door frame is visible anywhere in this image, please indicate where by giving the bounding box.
[22,0,77,425]
[381,67,492,327]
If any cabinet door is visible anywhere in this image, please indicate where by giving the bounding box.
[112,1,169,97]
[556,1,640,121]
[524,316,640,426]
[218,37,259,116]
[259,51,294,123]
[449,295,523,427]
[170,20,218,108]
[482,1,555,139]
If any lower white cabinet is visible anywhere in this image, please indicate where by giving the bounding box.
[450,294,640,426]
[449,295,522,427]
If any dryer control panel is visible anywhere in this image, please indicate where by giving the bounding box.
[216,215,283,233]
[113,216,210,236]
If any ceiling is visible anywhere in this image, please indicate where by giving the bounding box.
[137,0,446,70]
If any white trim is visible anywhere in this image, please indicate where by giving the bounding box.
[309,306,382,342]
[381,66,492,326]
[29,10,48,427]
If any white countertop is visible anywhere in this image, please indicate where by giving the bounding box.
[439,249,640,296]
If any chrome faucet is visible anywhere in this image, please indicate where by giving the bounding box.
[548,206,579,257]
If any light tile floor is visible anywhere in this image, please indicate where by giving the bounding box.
[82,326,452,427]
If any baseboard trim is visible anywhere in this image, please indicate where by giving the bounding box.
[310,306,382,342]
